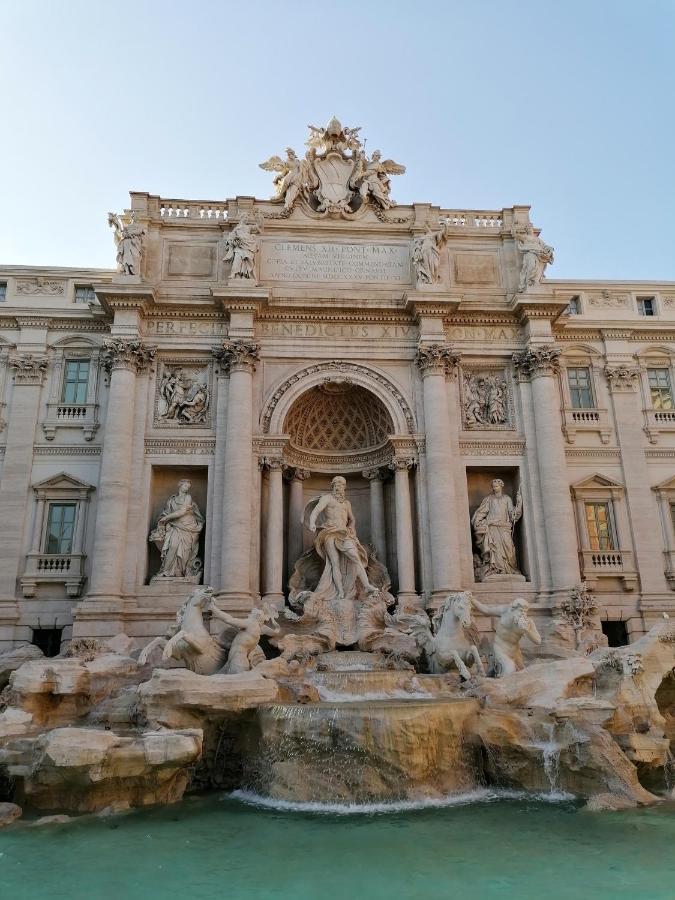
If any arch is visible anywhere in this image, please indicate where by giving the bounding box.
[49,334,103,350]
[261,361,415,436]
[560,342,604,359]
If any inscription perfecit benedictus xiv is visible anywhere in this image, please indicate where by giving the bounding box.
[260,241,410,284]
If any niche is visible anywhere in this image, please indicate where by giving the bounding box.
[146,466,208,583]
[466,467,528,582]
[601,619,629,647]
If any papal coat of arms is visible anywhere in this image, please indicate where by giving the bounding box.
[259,117,405,219]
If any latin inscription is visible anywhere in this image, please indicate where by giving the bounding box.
[146,320,227,336]
[259,322,416,339]
[261,241,411,284]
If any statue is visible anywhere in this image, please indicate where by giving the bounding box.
[513,224,554,292]
[471,596,542,676]
[259,118,405,218]
[463,373,508,427]
[412,226,447,285]
[149,480,204,581]
[287,476,394,646]
[224,214,261,280]
[259,148,309,212]
[107,211,145,276]
[411,592,486,680]
[158,368,210,424]
[210,604,281,674]
[139,586,225,675]
[471,479,523,580]
[355,150,406,210]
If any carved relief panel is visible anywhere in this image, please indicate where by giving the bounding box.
[154,358,212,428]
[460,366,514,431]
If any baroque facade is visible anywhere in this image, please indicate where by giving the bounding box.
[0,118,674,652]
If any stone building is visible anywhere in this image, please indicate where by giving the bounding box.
[0,118,673,653]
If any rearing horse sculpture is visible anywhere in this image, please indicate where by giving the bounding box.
[411,591,486,680]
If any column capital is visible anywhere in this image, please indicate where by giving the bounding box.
[604,364,641,393]
[8,353,48,385]
[362,467,388,481]
[415,343,461,378]
[389,457,416,471]
[213,340,260,374]
[286,467,311,482]
[512,344,561,380]
[101,338,156,373]
[259,456,285,471]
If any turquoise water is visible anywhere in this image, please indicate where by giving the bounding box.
[1,792,675,899]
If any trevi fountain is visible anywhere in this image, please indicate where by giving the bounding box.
[0,119,674,898]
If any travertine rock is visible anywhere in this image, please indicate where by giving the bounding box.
[138,668,279,728]
[474,657,595,709]
[0,801,22,827]
[0,707,33,740]
[0,644,44,689]
[1,726,202,812]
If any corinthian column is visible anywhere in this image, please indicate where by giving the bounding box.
[0,354,48,601]
[214,340,259,610]
[87,339,155,603]
[415,343,461,602]
[262,457,285,608]
[513,345,580,596]
[388,457,419,609]
[362,468,387,564]
[287,468,310,577]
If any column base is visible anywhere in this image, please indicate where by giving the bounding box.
[262,592,286,611]
[396,591,423,612]
[213,589,258,614]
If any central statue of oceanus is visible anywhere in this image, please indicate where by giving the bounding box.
[286,476,394,646]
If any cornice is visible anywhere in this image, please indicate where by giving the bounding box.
[459,438,526,456]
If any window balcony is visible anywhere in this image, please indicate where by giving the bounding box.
[42,401,99,441]
[579,548,638,591]
[20,552,86,598]
[643,407,675,445]
[561,407,612,444]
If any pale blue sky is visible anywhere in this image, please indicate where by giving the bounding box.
[1,0,674,279]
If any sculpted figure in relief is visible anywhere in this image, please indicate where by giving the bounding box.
[471,479,523,579]
[471,596,541,676]
[355,150,406,210]
[107,210,145,276]
[259,148,308,212]
[210,604,281,674]
[513,223,554,292]
[158,369,210,424]
[224,215,261,280]
[149,479,204,581]
[463,373,508,427]
[412,226,447,285]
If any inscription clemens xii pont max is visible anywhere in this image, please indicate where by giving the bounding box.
[261,241,411,284]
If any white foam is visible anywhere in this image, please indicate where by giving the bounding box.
[228,788,574,815]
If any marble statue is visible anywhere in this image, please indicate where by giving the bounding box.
[471,479,523,580]
[224,215,261,279]
[287,476,394,646]
[463,373,508,427]
[138,586,225,675]
[260,118,405,218]
[210,604,281,674]
[259,147,308,212]
[412,226,447,285]
[149,480,204,581]
[472,596,541,676]
[355,150,406,210]
[411,592,486,679]
[158,369,210,424]
[107,211,145,276]
[514,224,554,292]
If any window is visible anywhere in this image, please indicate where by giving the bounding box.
[648,368,673,410]
[568,367,594,409]
[0,283,6,302]
[585,502,616,551]
[566,296,581,315]
[601,620,629,647]
[61,360,90,404]
[31,627,63,658]
[637,296,656,316]
[74,285,95,304]
[44,503,77,554]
